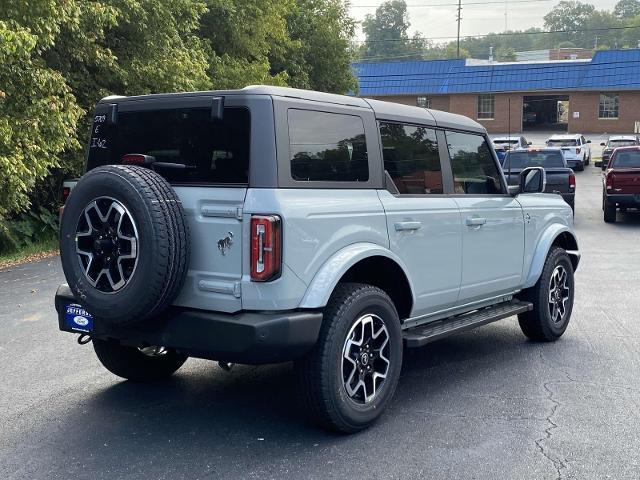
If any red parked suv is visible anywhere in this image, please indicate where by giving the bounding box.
[603,146,640,223]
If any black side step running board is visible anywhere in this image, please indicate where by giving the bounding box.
[403,299,533,348]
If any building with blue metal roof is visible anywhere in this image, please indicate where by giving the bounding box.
[353,49,640,134]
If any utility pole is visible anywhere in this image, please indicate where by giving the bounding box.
[456,0,462,58]
[504,0,508,32]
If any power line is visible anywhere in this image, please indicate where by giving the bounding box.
[352,24,640,44]
[350,0,554,7]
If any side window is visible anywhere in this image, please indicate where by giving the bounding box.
[446,131,505,195]
[379,122,443,195]
[288,109,369,182]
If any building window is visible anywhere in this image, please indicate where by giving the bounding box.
[477,94,495,119]
[417,96,431,108]
[599,93,619,119]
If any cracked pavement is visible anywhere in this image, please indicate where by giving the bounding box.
[2,147,640,479]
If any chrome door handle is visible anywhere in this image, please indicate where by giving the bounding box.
[465,217,487,226]
[394,221,422,231]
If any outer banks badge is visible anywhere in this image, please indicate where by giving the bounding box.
[64,304,94,333]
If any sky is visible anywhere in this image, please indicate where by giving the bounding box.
[348,0,620,43]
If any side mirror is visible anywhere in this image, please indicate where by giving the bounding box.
[586,139,591,144]
[520,166,546,194]
[528,141,532,146]
[600,142,606,146]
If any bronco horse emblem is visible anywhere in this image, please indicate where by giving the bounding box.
[217,232,234,255]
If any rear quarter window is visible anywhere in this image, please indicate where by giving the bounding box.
[87,107,250,185]
[288,109,369,182]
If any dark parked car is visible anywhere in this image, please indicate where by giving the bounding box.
[603,146,640,223]
[598,135,639,170]
[502,149,576,211]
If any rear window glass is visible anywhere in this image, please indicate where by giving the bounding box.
[547,139,577,147]
[504,151,565,169]
[612,150,640,168]
[288,109,369,182]
[87,107,250,184]
[609,140,637,148]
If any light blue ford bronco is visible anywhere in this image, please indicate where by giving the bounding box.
[55,86,579,433]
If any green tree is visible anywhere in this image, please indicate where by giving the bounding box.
[0,19,82,218]
[496,47,517,62]
[543,1,600,48]
[614,0,640,18]
[271,0,358,93]
[200,0,292,88]
[360,0,429,60]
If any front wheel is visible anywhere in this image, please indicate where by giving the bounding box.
[295,283,402,433]
[93,339,188,382]
[517,247,574,342]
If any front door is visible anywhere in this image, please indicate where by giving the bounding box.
[378,122,462,317]
[445,130,524,303]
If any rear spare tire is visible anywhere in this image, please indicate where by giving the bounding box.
[60,165,189,325]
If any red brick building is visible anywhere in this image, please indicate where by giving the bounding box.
[354,49,640,134]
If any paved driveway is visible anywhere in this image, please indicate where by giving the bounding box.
[1,163,640,479]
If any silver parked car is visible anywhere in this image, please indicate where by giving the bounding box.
[55,86,580,432]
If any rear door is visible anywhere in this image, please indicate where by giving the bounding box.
[445,131,525,303]
[88,95,258,312]
[377,123,462,316]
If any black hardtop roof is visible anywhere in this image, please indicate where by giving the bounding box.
[99,85,486,134]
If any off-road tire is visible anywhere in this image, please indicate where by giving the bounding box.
[60,165,189,325]
[517,247,574,342]
[93,339,188,382]
[295,283,403,433]
[603,197,617,223]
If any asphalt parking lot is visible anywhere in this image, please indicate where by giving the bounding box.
[2,138,640,479]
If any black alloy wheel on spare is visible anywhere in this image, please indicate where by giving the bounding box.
[59,165,189,326]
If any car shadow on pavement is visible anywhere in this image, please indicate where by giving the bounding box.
[28,323,547,477]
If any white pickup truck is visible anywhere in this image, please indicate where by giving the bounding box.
[546,134,591,171]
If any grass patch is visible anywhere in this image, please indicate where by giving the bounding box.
[0,236,59,270]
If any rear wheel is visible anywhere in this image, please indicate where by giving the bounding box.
[603,197,617,223]
[295,283,402,433]
[575,162,584,172]
[93,339,187,382]
[518,247,574,342]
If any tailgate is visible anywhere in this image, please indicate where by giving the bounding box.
[544,171,571,193]
[172,187,246,312]
[611,170,640,194]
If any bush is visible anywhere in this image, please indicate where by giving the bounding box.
[0,208,59,254]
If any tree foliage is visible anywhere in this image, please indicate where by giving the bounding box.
[359,0,431,61]
[0,0,358,222]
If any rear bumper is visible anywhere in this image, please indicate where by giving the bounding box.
[606,194,640,207]
[560,192,575,206]
[566,159,582,168]
[55,284,323,364]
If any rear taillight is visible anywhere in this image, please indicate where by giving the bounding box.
[576,148,581,154]
[122,154,146,164]
[606,173,615,190]
[250,215,282,282]
[569,172,576,190]
[62,187,71,203]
